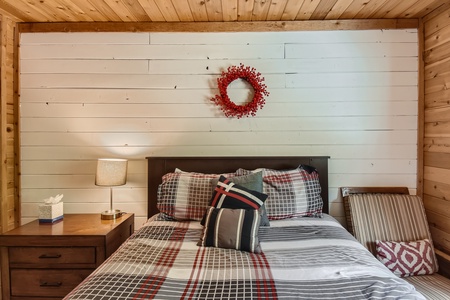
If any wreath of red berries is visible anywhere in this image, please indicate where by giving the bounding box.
[211,64,269,118]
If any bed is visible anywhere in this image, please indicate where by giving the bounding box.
[64,156,425,299]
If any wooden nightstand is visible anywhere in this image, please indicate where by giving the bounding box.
[0,213,134,300]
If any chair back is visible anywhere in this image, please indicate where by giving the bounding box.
[344,193,433,256]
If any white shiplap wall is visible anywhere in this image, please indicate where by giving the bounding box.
[19,30,418,228]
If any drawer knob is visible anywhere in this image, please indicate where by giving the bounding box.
[38,254,62,259]
[40,281,62,287]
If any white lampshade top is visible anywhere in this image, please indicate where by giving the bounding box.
[95,158,128,186]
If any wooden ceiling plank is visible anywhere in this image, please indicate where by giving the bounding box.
[7,0,63,22]
[296,0,321,20]
[251,0,272,21]
[18,19,419,33]
[340,0,373,19]
[136,0,165,21]
[237,0,254,21]
[0,0,45,22]
[170,0,194,21]
[311,0,339,20]
[186,0,208,21]
[222,0,237,21]
[120,0,152,21]
[54,0,95,22]
[324,0,353,20]
[29,0,77,22]
[266,0,288,21]
[205,0,223,22]
[369,0,403,18]
[281,0,305,20]
[100,0,139,21]
[66,0,110,21]
[402,0,446,18]
[354,0,390,19]
[382,0,419,19]
[153,0,180,21]
[421,0,450,23]
[86,0,123,22]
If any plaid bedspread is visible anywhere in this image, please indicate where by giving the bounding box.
[65,214,425,300]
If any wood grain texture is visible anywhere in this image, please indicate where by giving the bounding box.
[0,0,447,23]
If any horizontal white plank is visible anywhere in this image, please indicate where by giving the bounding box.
[21,59,149,74]
[21,160,147,174]
[150,30,418,44]
[20,44,284,59]
[329,159,417,174]
[20,101,418,118]
[329,173,417,189]
[21,174,146,188]
[20,57,418,74]
[287,72,417,88]
[20,145,417,160]
[20,73,285,89]
[21,32,150,44]
[21,187,147,204]
[21,116,418,132]
[20,86,418,103]
[286,43,417,58]
[20,130,417,147]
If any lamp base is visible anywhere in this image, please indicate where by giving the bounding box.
[101,209,122,220]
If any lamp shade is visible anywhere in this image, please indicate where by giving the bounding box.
[95,158,128,187]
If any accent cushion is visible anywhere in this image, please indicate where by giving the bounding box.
[210,172,270,226]
[157,170,235,221]
[201,175,268,225]
[237,165,322,220]
[376,239,437,277]
[198,207,262,253]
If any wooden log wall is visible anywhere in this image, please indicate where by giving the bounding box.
[0,14,18,233]
[19,29,418,228]
[423,6,450,256]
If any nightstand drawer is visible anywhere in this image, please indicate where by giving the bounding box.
[9,247,96,264]
[11,268,92,297]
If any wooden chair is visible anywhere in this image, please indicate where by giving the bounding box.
[341,187,450,300]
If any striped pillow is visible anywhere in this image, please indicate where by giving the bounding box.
[157,171,235,221]
[376,239,437,277]
[198,207,262,253]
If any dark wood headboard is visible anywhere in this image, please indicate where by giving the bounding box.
[146,156,330,218]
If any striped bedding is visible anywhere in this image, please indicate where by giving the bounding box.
[65,214,425,300]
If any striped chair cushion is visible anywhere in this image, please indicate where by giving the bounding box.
[404,274,450,300]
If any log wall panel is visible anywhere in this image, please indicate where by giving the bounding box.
[423,6,450,254]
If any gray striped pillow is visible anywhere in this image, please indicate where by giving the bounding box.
[198,207,262,253]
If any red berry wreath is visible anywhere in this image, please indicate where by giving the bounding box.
[211,64,269,118]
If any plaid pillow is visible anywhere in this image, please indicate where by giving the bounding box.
[236,165,323,220]
[376,239,437,277]
[198,207,262,253]
[157,171,235,221]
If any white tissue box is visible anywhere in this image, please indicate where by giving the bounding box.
[39,202,63,224]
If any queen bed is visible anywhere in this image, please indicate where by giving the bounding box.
[64,156,425,299]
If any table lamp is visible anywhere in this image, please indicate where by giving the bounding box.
[95,158,128,220]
